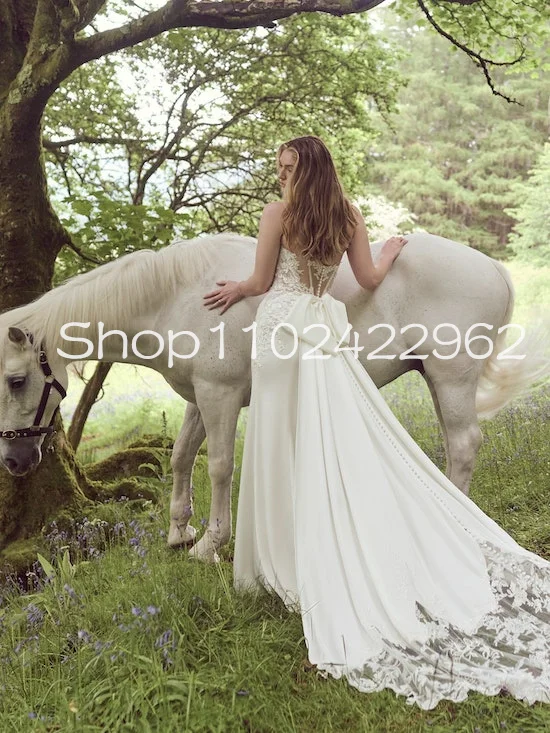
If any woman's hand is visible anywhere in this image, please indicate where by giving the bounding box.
[203,280,244,315]
[382,235,408,260]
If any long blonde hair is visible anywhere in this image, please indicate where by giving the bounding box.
[277,135,356,264]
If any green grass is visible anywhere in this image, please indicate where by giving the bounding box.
[1,378,550,731]
[1,259,548,731]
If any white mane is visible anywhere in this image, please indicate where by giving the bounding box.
[0,233,256,358]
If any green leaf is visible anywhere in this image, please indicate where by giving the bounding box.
[36,552,56,579]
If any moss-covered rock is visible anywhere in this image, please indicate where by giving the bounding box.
[0,536,48,585]
[94,477,161,503]
[0,428,173,584]
[125,432,208,456]
[0,489,164,587]
[126,433,174,450]
[85,447,170,483]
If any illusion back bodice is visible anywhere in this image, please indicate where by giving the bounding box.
[271,247,341,298]
[253,245,344,370]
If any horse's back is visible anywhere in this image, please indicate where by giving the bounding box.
[331,233,511,385]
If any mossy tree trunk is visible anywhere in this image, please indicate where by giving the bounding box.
[0,0,93,564]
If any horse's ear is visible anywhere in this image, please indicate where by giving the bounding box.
[8,327,28,347]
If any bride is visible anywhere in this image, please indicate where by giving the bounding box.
[202,135,550,710]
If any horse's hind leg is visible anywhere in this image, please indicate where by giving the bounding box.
[422,371,451,474]
[424,357,484,496]
[168,402,206,548]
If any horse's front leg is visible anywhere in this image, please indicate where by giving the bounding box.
[189,382,245,563]
[168,402,206,547]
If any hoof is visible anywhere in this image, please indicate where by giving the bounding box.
[168,521,197,548]
[188,534,220,564]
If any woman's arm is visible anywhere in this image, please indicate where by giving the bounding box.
[347,205,407,290]
[238,202,283,296]
[203,202,283,313]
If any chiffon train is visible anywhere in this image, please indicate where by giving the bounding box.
[233,255,550,710]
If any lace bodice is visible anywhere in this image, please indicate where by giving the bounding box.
[271,247,340,298]
[252,247,342,370]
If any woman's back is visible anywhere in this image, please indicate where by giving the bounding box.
[278,208,355,297]
[274,244,341,298]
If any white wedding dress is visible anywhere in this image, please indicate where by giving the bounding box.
[233,245,550,710]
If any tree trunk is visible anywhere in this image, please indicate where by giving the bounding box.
[0,97,92,570]
[68,362,113,451]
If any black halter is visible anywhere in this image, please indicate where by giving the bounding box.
[0,336,67,441]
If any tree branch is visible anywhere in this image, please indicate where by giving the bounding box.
[52,0,81,40]
[416,0,524,105]
[74,0,108,33]
[63,237,103,265]
[133,80,204,204]
[73,0,389,65]
[27,0,64,56]
[43,134,143,149]
[0,0,34,95]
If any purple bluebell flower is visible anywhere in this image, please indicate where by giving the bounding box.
[24,603,44,627]
[77,629,91,644]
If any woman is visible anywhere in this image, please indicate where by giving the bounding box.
[203,135,550,710]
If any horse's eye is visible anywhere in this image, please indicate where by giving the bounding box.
[8,377,26,391]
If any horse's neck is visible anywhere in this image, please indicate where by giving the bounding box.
[22,278,175,366]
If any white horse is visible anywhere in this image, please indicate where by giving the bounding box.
[0,232,547,562]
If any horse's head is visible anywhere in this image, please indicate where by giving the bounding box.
[0,326,68,476]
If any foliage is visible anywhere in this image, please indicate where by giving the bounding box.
[356,193,419,241]
[398,0,550,81]
[363,5,550,256]
[45,12,405,281]
[505,143,550,266]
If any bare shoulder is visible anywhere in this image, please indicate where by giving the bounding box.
[349,202,362,221]
[263,200,286,217]
[346,203,362,244]
[261,201,285,231]
[257,201,284,245]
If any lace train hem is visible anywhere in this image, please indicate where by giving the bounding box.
[311,540,550,710]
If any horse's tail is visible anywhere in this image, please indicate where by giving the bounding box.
[475,258,550,420]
